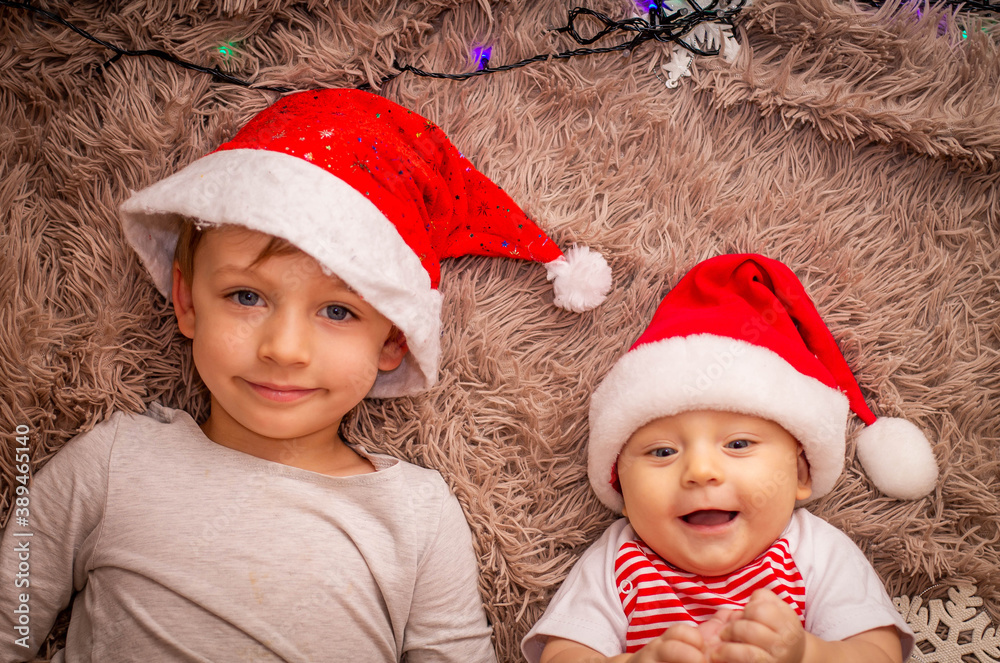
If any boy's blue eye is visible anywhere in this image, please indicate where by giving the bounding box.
[323,305,352,321]
[232,291,261,307]
[651,448,676,458]
[726,439,752,450]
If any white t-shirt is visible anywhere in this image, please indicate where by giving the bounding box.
[0,404,496,663]
[522,510,913,662]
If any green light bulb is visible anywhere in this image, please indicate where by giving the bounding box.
[218,41,238,60]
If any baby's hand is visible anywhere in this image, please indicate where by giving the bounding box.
[627,624,707,663]
[698,609,739,654]
[629,612,737,663]
[711,590,806,663]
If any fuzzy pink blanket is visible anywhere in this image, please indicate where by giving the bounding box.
[2,0,998,660]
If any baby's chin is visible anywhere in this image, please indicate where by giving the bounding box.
[675,560,750,577]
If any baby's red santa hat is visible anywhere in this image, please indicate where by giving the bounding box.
[588,254,938,512]
[120,89,611,398]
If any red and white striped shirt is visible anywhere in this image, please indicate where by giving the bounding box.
[615,537,806,652]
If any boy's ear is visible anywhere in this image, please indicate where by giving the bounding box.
[378,327,408,372]
[795,447,813,501]
[171,262,196,340]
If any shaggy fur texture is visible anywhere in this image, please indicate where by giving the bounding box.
[1,0,998,660]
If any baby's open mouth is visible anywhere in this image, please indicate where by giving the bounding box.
[681,510,738,526]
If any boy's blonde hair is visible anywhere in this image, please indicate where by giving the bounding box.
[173,219,299,283]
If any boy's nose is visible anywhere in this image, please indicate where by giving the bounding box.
[257,311,311,366]
[681,447,724,486]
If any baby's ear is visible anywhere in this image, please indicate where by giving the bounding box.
[172,262,196,339]
[795,446,813,501]
[378,327,408,371]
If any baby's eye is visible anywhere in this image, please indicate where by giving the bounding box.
[726,439,753,450]
[322,305,354,321]
[650,448,676,458]
[230,290,262,307]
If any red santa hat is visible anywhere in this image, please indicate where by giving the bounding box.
[120,89,611,398]
[588,254,938,512]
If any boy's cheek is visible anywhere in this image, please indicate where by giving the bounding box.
[347,359,381,392]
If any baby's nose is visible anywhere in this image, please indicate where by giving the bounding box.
[682,448,724,486]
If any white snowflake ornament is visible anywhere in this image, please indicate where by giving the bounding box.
[690,22,724,51]
[638,0,749,89]
[895,584,1000,662]
[688,22,741,63]
[717,24,741,62]
[662,45,694,88]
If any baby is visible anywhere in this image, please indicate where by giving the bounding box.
[523,253,938,663]
[0,89,610,662]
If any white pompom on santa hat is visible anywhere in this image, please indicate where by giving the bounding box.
[119,89,612,398]
[588,254,938,513]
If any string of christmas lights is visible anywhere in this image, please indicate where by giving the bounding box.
[1,0,993,93]
[382,2,747,88]
[0,1,293,92]
[1,0,745,92]
[855,0,998,15]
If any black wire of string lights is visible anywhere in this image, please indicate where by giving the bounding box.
[384,1,748,87]
[0,0,294,92]
[854,0,998,14]
[0,0,747,93]
[3,0,993,93]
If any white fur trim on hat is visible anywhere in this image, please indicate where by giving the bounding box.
[120,148,440,398]
[855,417,938,499]
[588,334,851,512]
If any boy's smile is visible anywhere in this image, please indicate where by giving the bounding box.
[616,410,812,577]
[172,226,406,473]
[244,381,320,403]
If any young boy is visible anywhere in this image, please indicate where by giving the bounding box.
[522,254,939,663]
[0,89,610,662]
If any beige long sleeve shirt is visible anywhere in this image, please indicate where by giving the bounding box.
[0,403,495,663]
